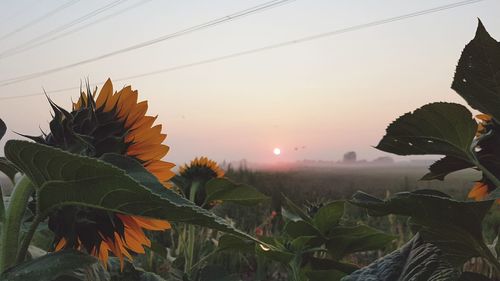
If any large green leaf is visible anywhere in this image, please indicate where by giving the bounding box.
[375,102,477,161]
[284,220,321,239]
[350,190,495,267]
[0,157,18,182]
[312,201,344,235]
[342,234,461,281]
[4,140,258,242]
[204,178,269,206]
[452,20,500,121]
[421,156,475,181]
[217,234,254,253]
[326,225,395,260]
[0,250,97,281]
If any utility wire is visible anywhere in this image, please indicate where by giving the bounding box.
[0,0,129,59]
[0,0,80,42]
[0,0,486,101]
[0,0,296,85]
[0,0,153,59]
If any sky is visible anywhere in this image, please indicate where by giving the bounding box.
[0,0,499,166]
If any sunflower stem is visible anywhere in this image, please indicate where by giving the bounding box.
[0,175,35,272]
[16,214,44,264]
[0,185,6,223]
[185,181,201,276]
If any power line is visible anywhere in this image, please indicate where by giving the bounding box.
[0,0,153,59]
[0,0,80,42]
[0,0,486,101]
[0,0,296,86]
[0,0,130,59]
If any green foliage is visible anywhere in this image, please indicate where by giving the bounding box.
[0,157,18,183]
[376,102,477,160]
[204,177,269,206]
[422,156,474,181]
[219,198,393,281]
[0,119,18,182]
[4,140,258,243]
[452,20,500,121]
[351,190,496,267]
[0,250,97,281]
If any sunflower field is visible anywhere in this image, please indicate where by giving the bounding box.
[0,20,499,281]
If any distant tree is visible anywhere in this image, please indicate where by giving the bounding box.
[372,156,395,165]
[343,151,357,163]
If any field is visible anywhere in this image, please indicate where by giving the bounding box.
[142,163,496,280]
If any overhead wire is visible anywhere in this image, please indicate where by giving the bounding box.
[0,0,130,59]
[0,0,486,101]
[0,0,153,59]
[0,0,297,85]
[0,0,81,42]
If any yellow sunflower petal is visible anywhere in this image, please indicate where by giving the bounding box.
[55,238,66,251]
[96,78,114,109]
[476,114,492,121]
[468,182,489,201]
[132,216,171,231]
[125,101,149,129]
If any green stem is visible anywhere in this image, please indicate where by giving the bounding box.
[0,185,5,223]
[469,140,500,188]
[16,214,44,264]
[0,175,34,272]
[185,181,201,275]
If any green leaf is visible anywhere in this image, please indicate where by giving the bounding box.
[284,220,321,239]
[342,234,461,281]
[204,178,269,206]
[312,201,344,235]
[0,157,19,182]
[255,237,294,264]
[421,156,474,181]
[350,190,495,267]
[4,140,258,243]
[282,195,312,223]
[0,250,97,281]
[326,225,394,260]
[452,20,500,121]
[217,234,254,253]
[375,102,477,161]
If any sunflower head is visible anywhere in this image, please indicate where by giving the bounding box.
[29,79,175,268]
[178,157,224,207]
[179,157,224,182]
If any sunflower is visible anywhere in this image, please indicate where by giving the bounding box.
[30,79,175,268]
[467,113,500,201]
[178,157,224,207]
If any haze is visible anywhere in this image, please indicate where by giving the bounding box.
[0,0,499,166]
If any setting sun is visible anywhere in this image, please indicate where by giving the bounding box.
[273,148,281,155]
